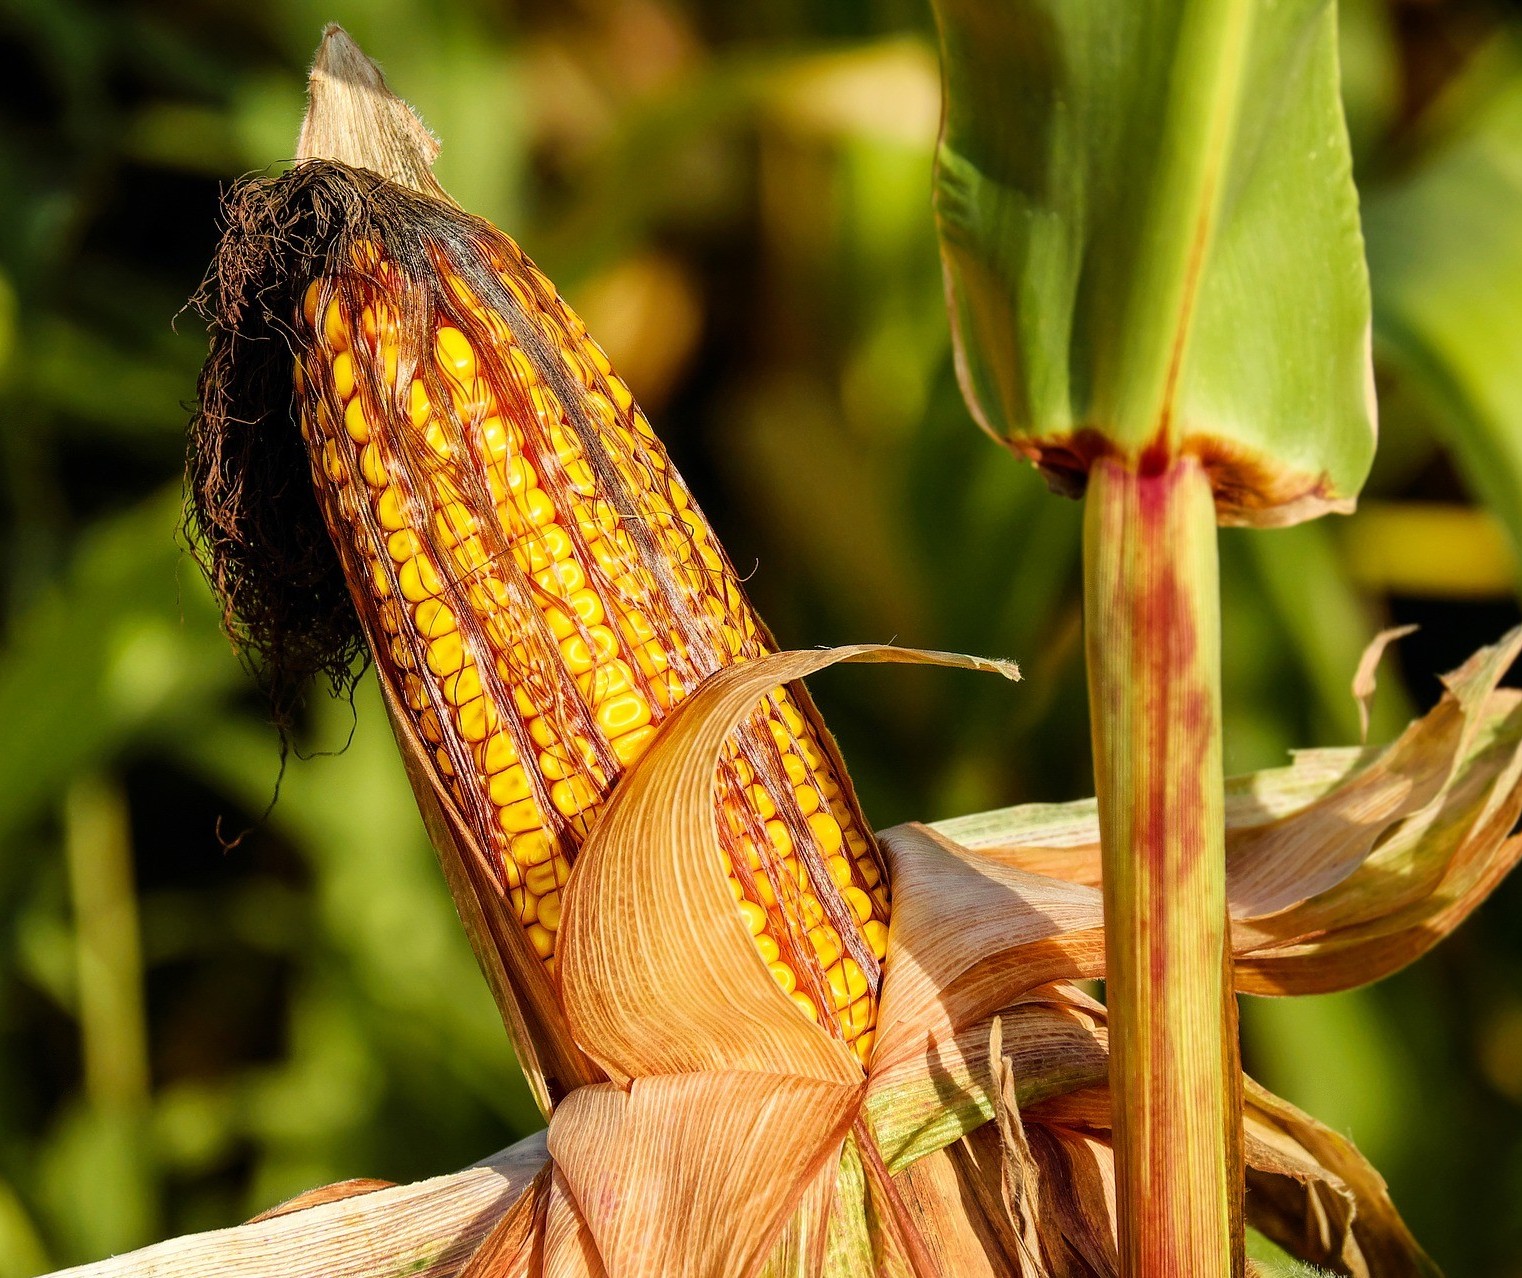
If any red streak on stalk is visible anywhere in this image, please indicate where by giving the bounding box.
[1085,454,1238,1276]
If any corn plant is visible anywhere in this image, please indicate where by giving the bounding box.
[38,12,1522,1278]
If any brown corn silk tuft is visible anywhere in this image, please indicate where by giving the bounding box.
[189,160,888,1059]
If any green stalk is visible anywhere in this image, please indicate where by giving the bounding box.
[1084,455,1242,1275]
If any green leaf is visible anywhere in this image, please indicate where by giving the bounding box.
[931,0,1374,525]
[1364,38,1522,577]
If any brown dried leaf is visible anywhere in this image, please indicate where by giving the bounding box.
[297,25,452,203]
[48,1132,549,1278]
[871,823,1104,1086]
[558,645,1017,1086]
[1352,625,1418,743]
[247,1178,396,1223]
[546,1070,862,1278]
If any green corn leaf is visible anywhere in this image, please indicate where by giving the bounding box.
[931,0,1375,525]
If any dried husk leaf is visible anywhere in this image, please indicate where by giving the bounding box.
[455,1165,548,1278]
[1352,624,1418,743]
[921,630,1522,997]
[1025,1078,1437,1278]
[542,1167,607,1278]
[558,644,1018,1086]
[382,677,604,1114]
[545,1070,862,1278]
[46,1132,549,1278]
[867,985,1108,1172]
[869,823,1104,1089]
[247,1178,396,1223]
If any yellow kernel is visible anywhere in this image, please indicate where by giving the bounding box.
[736,900,767,936]
[418,708,443,744]
[609,377,634,414]
[790,992,818,1022]
[479,415,512,460]
[451,378,494,419]
[578,659,634,702]
[321,439,346,483]
[564,459,596,492]
[322,298,348,350]
[302,280,322,327]
[611,724,657,765]
[360,443,388,487]
[595,692,651,737]
[376,487,407,531]
[853,1031,875,1065]
[489,764,532,806]
[824,855,853,889]
[369,558,392,599]
[560,626,618,675]
[526,923,555,959]
[457,696,499,741]
[511,831,555,866]
[845,999,873,1036]
[550,776,597,816]
[519,487,556,528]
[745,785,778,821]
[399,555,444,602]
[435,502,476,545]
[330,351,357,400]
[387,528,422,562]
[794,786,821,817]
[443,663,482,707]
[806,812,843,857]
[863,919,888,960]
[524,861,559,897]
[810,930,842,969]
[529,385,560,425]
[414,598,456,639]
[435,325,476,382]
[535,558,586,597]
[481,732,520,772]
[499,798,541,835]
[844,886,874,924]
[344,396,371,443]
[505,345,538,386]
[537,891,562,931]
[427,632,466,676]
[764,820,793,859]
[768,961,796,994]
[401,380,430,430]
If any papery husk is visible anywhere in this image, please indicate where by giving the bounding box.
[47,1132,549,1278]
[558,644,1018,1088]
[927,627,1522,996]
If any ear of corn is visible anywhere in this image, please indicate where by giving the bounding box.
[292,230,888,1061]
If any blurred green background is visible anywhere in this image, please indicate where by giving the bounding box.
[2,0,1521,1273]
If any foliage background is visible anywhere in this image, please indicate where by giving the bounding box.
[1,0,1521,1273]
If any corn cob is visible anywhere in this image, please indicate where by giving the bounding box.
[291,229,888,1060]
